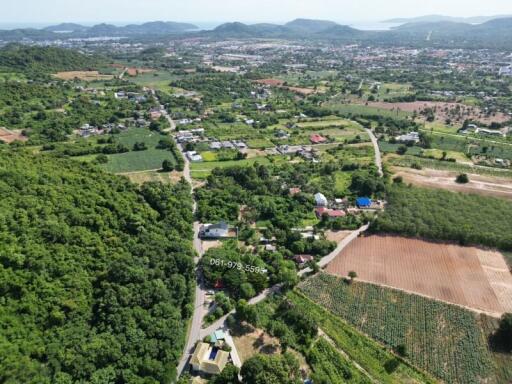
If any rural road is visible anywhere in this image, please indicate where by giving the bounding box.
[172,114,207,377]
[299,223,370,277]
[365,128,383,177]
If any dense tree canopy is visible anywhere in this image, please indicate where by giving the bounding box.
[0,44,103,75]
[372,185,512,250]
[0,151,194,383]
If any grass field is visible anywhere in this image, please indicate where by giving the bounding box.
[190,156,272,179]
[299,273,495,384]
[102,149,176,173]
[129,71,179,92]
[326,102,412,119]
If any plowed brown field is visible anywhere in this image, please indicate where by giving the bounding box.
[326,235,512,315]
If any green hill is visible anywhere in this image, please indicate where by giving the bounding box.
[0,44,102,74]
[0,151,195,383]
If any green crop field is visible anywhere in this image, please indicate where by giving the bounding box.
[298,273,496,384]
[129,71,179,92]
[285,291,437,384]
[102,149,176,173]
[308,338,373,384]
[190,156,272,178]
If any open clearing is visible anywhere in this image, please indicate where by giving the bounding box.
[366,101,510,124]
[0,127,27,143]
[392,166,512,200]
[54,71,114,81]
[326,235,512,315]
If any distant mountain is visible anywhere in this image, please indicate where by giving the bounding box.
[43,23,89,33]
[384,14,512,24]
[393,21,473,33]
[0,21,198,40]
[284,18,340,33]
[210,19,360,39]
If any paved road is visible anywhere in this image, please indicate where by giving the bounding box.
[298,224,370,277]
[365,128,383,177]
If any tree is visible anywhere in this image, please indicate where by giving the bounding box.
[236,300,259,325]
[348,271,358,282]
[240,354,301,384]
[396,145,407,155]
[495,313,512,352]
[210,364,240,384]
[95,154,108,164]
[455,173,469,184]
[162,159,174,172]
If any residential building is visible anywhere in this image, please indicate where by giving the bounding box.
[190,342,229,375]
[314,193,328,207]
[200,222,229,238]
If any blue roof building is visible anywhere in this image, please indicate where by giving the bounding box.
[356,197,372,208]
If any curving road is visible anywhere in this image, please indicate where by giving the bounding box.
[365,128,383,177]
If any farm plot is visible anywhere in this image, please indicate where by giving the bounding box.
[53,71,114,81]
[299,273,496,384]
[391,166,512,200]
[325,235,512,315]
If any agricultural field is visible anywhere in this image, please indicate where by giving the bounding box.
[308,338,373,384]
[298,273,497,384]
[77,128,178,173]
[325,101,412,119]
[373,185,512,250]
[129,70,180,92]
[53,70,114,81]
[387,155,512,178]
[102,149,176,173]
[326,235,512,314]
[367,101,511,125]
[391,166,512,200]
[284,291,437,384]
[189,156,273,179]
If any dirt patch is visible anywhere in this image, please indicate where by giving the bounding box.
[366,101,510,125]
[325,230,352,243]
[122,170,181,184]
[201,240,222,253]
[54,71,114,81]
[126,67,155,76]
[0,127,27,143]
[254,78,285,87]
[326,235,512,315]
[253,79,318,96]
[392,166,512,200]
[231,324,281,363]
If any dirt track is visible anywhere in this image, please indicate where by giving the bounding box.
[0,128,27,143]
[326,235,512,315]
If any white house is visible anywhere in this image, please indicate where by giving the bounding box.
[314,193,328,207]
[396,132,420,143]
[186,151,203,162]
[200,222,229,238]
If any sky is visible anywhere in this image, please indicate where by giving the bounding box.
[1,0,511,26]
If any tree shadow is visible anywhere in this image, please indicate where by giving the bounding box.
[230,321,254,337]
[487,331,512,354]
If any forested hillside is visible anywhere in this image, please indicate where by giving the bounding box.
[372,185,512,250]
[0,44,102,74]
[0,151,195,383]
